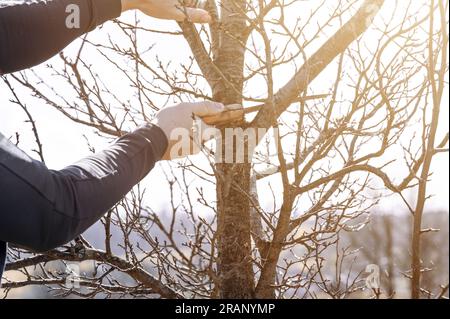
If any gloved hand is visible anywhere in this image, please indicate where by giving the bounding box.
[151,101,225,160]
[121,0,211,23]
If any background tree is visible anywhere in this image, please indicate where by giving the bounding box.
[1,0,448,299]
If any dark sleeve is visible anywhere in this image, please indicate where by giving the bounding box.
[0,0,122,74]
[0,124,168,253]
[54,123,169,235]
[0,241,6,284]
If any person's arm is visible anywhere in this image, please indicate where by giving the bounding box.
[0,0,211,75]
[0,101,224,255]
[0,0,122,74]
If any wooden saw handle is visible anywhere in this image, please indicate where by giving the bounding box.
[201,109,244,125]
[201,104,263,126]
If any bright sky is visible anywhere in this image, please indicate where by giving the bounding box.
[0,1,448,218]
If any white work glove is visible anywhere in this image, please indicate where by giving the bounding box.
[121,0,211,23]
[151,101,225,160]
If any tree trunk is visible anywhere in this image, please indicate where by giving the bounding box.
[213,0,255,298]
[216,161,254,298]
[411,0,445,297]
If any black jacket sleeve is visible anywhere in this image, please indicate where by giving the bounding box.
[0,0,122,74]
[0,241,6,282]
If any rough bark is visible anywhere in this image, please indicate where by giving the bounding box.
[213,0,255,299]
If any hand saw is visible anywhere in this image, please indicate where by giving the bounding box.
[201,95,329,126]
